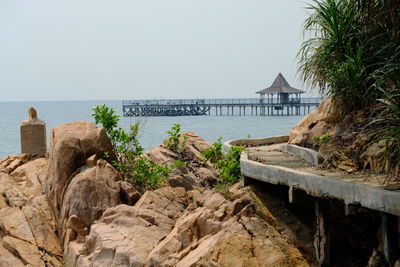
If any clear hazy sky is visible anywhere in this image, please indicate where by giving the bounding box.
[0,0,314,102]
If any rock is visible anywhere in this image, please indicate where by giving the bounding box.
[367,249,385,267]
[0,206,62,266]
[22,197,63,257]
[0,241,26,267]
[189,189,228,210]
[167,174,199,190]
[0,156,63,266]
[317,142,343,164]
[10,157,47,185]
[0,194,7,208]
[193,167,218,187]
[46,135,85,217]
[4,158,48,208]
[45,121,124,246]
[2,236,45,267]
[147,193,308,267]
[325,151,357,173]
[67,215,89,236]
[59,159,123,245]
[46,121,114,212]
[147,132,217,189]
[360,139,387,173]
[183,131,212,152]
[68,187,187,266]
[0,207,36,244]
[67,186,310,267]
[145,146,180,166]
[1,123,320,266]
[0,154,32,174]
[3,186,27,208]
[119,181,141,205]
[181,143,209,168]
[85,154,99,167]
[49,121,114,158]
[289,98,334,147]
[134,187,187,221]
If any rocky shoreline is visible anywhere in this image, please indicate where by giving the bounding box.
[0,121,313,267]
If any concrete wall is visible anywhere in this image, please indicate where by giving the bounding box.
[281,144,318,166]
[222,135,289,153]
[241,152,400,216]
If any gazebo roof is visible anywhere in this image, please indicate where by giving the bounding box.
[256,73,305,95]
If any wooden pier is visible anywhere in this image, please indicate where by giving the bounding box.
[122,97,322,117]
[123,74,323,117]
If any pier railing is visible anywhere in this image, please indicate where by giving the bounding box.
[123,97,323,106]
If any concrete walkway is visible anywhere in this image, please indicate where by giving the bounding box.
[224,136,400,216]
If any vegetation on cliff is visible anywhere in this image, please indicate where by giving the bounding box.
[202,138,243,185]
[92,104,170,192]
[93,104,243,190]
[298,0,400,179]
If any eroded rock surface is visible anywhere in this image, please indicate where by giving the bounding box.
[0,156,63,266]
[289,98,333,147]
[44,121,139,251]
[145,131,218,189]
[67,185,310,267]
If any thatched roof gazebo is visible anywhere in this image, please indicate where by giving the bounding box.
[256,73,305,104]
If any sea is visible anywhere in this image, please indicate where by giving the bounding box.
[0,100,307,158]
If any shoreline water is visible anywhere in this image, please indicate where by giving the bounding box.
[0,100,306,158]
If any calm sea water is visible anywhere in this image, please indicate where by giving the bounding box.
[0,100,307,158]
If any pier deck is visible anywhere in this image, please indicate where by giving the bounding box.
[122,98,322,117]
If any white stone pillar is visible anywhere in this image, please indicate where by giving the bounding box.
[20,107,47,155]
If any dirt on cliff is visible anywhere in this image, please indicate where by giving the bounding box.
[289,98,399,189]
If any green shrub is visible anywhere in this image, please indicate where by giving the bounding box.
[313,133,332,144]
[216,145,243,184]
[299,0,400,178]
[201,137,223,164]
[92,104,119,134]
[92,104,170,192]
[202,137,243,185]
[164,123,187,152]
[118,157,171,192]
[298,0,399,118]
[371,86,400,179]
[171,160,187,169]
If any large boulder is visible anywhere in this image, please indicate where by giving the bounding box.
[49,121,114,158]
[46,121,114,216]
[46,135,85,217]
[44,121,138,249]
[66,187,187,266]
[145,132,218,188]
[59,159,124,246]
[289,98,334,147]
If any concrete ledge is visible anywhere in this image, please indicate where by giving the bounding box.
[222,135,289,153]
[241,152,400,216]
[281,144,318,166]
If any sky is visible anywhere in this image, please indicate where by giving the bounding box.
[0,0,315,102]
